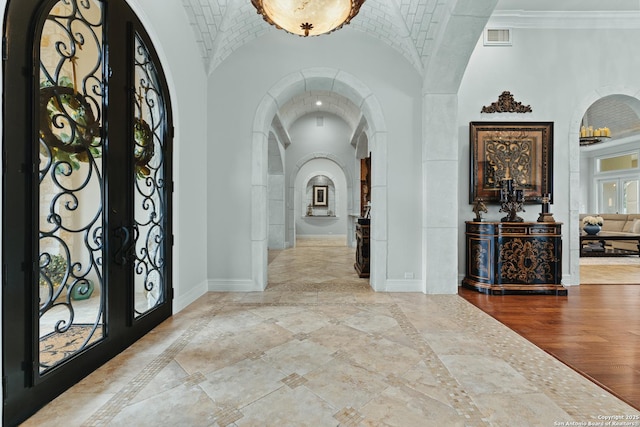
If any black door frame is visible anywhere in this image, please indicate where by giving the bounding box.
[2,1,173,424]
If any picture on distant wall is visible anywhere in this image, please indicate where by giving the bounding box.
[469,121,553,204]
[313,185,328,207]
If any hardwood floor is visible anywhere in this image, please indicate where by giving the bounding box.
[460,284,640,410]
[580,263,640,284]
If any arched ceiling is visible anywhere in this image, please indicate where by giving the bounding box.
[274,90,365,150]
[583,95,640,141]
[179,0,640,143]
[180,0,640,76]
[278,90,362,136]
[180,0,451,75]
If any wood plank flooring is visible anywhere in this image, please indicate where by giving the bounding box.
[580,264,640,284]
[460,284,640,410]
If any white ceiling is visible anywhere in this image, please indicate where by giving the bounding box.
[179,0,640,143]
[277,91,362,138]
[181,0,450,75]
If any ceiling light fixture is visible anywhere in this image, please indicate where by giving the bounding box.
[251,0,366,37]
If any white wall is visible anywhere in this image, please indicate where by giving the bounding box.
[207,29,423,286]
[268,132,286,248]
[268,174,286,248]
[287,113,352,238]
[458,25,640,285]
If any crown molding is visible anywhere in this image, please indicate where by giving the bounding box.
[489,10,640,30]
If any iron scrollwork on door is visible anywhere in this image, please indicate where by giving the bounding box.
[38,0,105,372]
[132,33,168,318]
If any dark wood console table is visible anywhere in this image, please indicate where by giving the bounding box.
[354,219,370,278]
[462,221,566,295]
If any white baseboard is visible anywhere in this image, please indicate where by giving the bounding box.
[381,279,423,293]
[172,280,208,313]
[207,279,263,292]
[297,234,347,239]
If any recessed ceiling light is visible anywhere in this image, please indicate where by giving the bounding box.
[315,100,322,106]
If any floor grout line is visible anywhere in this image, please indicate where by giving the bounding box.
[81,307,220,426]
[22,241,639,426]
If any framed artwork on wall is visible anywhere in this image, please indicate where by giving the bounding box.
[313,185,328,207]
[469,121,553,204]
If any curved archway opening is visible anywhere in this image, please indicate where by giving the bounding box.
[252,68,387,291]
[571,90,640,285]
[292,156,352,244]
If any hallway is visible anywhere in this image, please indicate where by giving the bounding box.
[22,241,639,426]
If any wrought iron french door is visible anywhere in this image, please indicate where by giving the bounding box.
[2,0,173,424]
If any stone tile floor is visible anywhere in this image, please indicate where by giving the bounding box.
[23,239,640,426]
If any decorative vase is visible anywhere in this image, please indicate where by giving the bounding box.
[70,280,94,301]
[583,224,601,235]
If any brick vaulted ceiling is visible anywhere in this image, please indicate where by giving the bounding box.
[179,0,640,140]
[179,0,640,76]
[180,0,450,75]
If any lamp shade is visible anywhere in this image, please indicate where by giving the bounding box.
[252,0,365,37]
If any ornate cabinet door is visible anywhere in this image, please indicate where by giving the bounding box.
[355,220,370,278]
[497,225,562,286]
[2,0,173,424]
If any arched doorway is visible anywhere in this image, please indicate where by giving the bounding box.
[570,90,640,284]
[252,69,387,291]
[2,0,173,423]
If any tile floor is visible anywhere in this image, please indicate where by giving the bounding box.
[23,238,640,426]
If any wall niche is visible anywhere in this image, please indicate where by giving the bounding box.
[305,175,335,217]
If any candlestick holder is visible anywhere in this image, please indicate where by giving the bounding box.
[537,194,555,222]
[499,178,525,222]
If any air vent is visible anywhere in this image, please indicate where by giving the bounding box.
[484,28,512,46]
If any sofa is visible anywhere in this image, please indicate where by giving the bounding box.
[579,213,640,253]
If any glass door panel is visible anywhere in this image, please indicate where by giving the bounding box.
[599,180,619,213]
[623,179,639,213]
[38,0,105,373]
[598,178,640,214]
[133,33,168,318]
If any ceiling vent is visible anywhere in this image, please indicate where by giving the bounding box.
[484,28,512,46]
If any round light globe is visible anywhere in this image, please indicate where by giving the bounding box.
[252,0,364,37]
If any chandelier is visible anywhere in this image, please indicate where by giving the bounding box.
[251,0,366,37]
